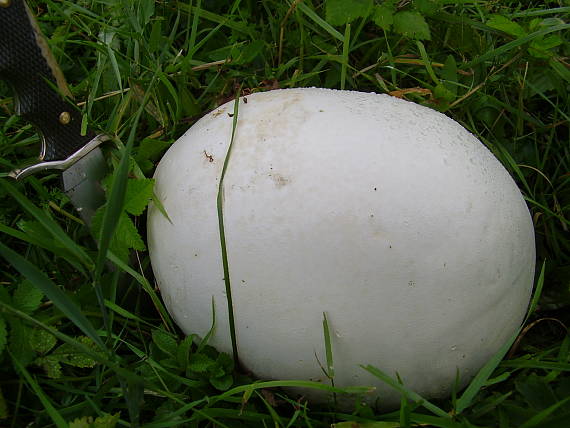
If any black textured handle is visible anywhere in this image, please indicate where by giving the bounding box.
[0,0,94,161]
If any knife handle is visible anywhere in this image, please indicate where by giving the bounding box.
[0,0,95,162]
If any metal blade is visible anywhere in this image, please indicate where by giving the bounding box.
[62,147,107,226]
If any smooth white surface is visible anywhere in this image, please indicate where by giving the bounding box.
[148,88,535,408]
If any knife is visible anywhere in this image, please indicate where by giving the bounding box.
[0,0,108,225]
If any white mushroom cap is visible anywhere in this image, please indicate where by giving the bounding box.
[148,88,535,408]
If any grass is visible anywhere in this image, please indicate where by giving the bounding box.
[0,0,569,426]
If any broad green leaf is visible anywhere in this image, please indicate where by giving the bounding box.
[53,336,101,368]
[487,15,526,38]
[210,373,233,391]
[176,335,194,369]
[69,417,91,428]
[139,0,155,25]
[12,280,44,315]
[92,211,145,261]
[515,374,558,410]
[124,178,155,216]
[152,328,178,356]
[92,413,120,428]
[326,0,373,26]
[187,353,216,373]
[372,5,394,30]
[235,40,265,64]
[9,320,36,367]
[29,328,57,354]
[135,138,172,166]
[116,213,146,252]
[0,317,6,356]
[441,55,458,95]
[414,0,440,16]
[216,352,234,372]
[35,356,63,379]
[434,83,456,102]
[393,11,431,40]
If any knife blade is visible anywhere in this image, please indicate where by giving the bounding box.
[0,0,108,225]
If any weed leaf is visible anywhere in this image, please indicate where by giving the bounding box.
[12,280,44,315]
[30,328,57,354]
[373,5,394,30]
[326,0,373,26]
[393,11,431,40]
[124,178,155,216]
[69,413,120,428]
[487,15,526,38]
[152,328,178,356]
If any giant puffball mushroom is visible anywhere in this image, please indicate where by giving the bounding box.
[147,88,535,408]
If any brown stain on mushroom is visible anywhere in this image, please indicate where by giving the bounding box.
[212,107,227,117]
[270,173,290,188]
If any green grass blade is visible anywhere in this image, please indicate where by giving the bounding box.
[455,261,546,414]
[340,24,350,90]
[216,89,242,363]
[454,328,520,414]
[105,43,123,95]
[10,353,68,428]
[0,180,92,269]
[177,2,253,35]
[510,7,570,17]
[93,75,158,335]
[416,41,439,85]
[187,0,200,57]
[519,397,570,428]
[162,380,375,421]
[104,299,155,327]
[500,360,570,371]
[0,242,105,349]
[296,2,344,42]
[464,24,570,68]
[0,223,85,272]
[0,301,141,383]
[106,251,174,332]
[361,365,450,418]
[526,260,546,319]
[322,312,335,379]
[255,390,284,427]
[93,75,157,282]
